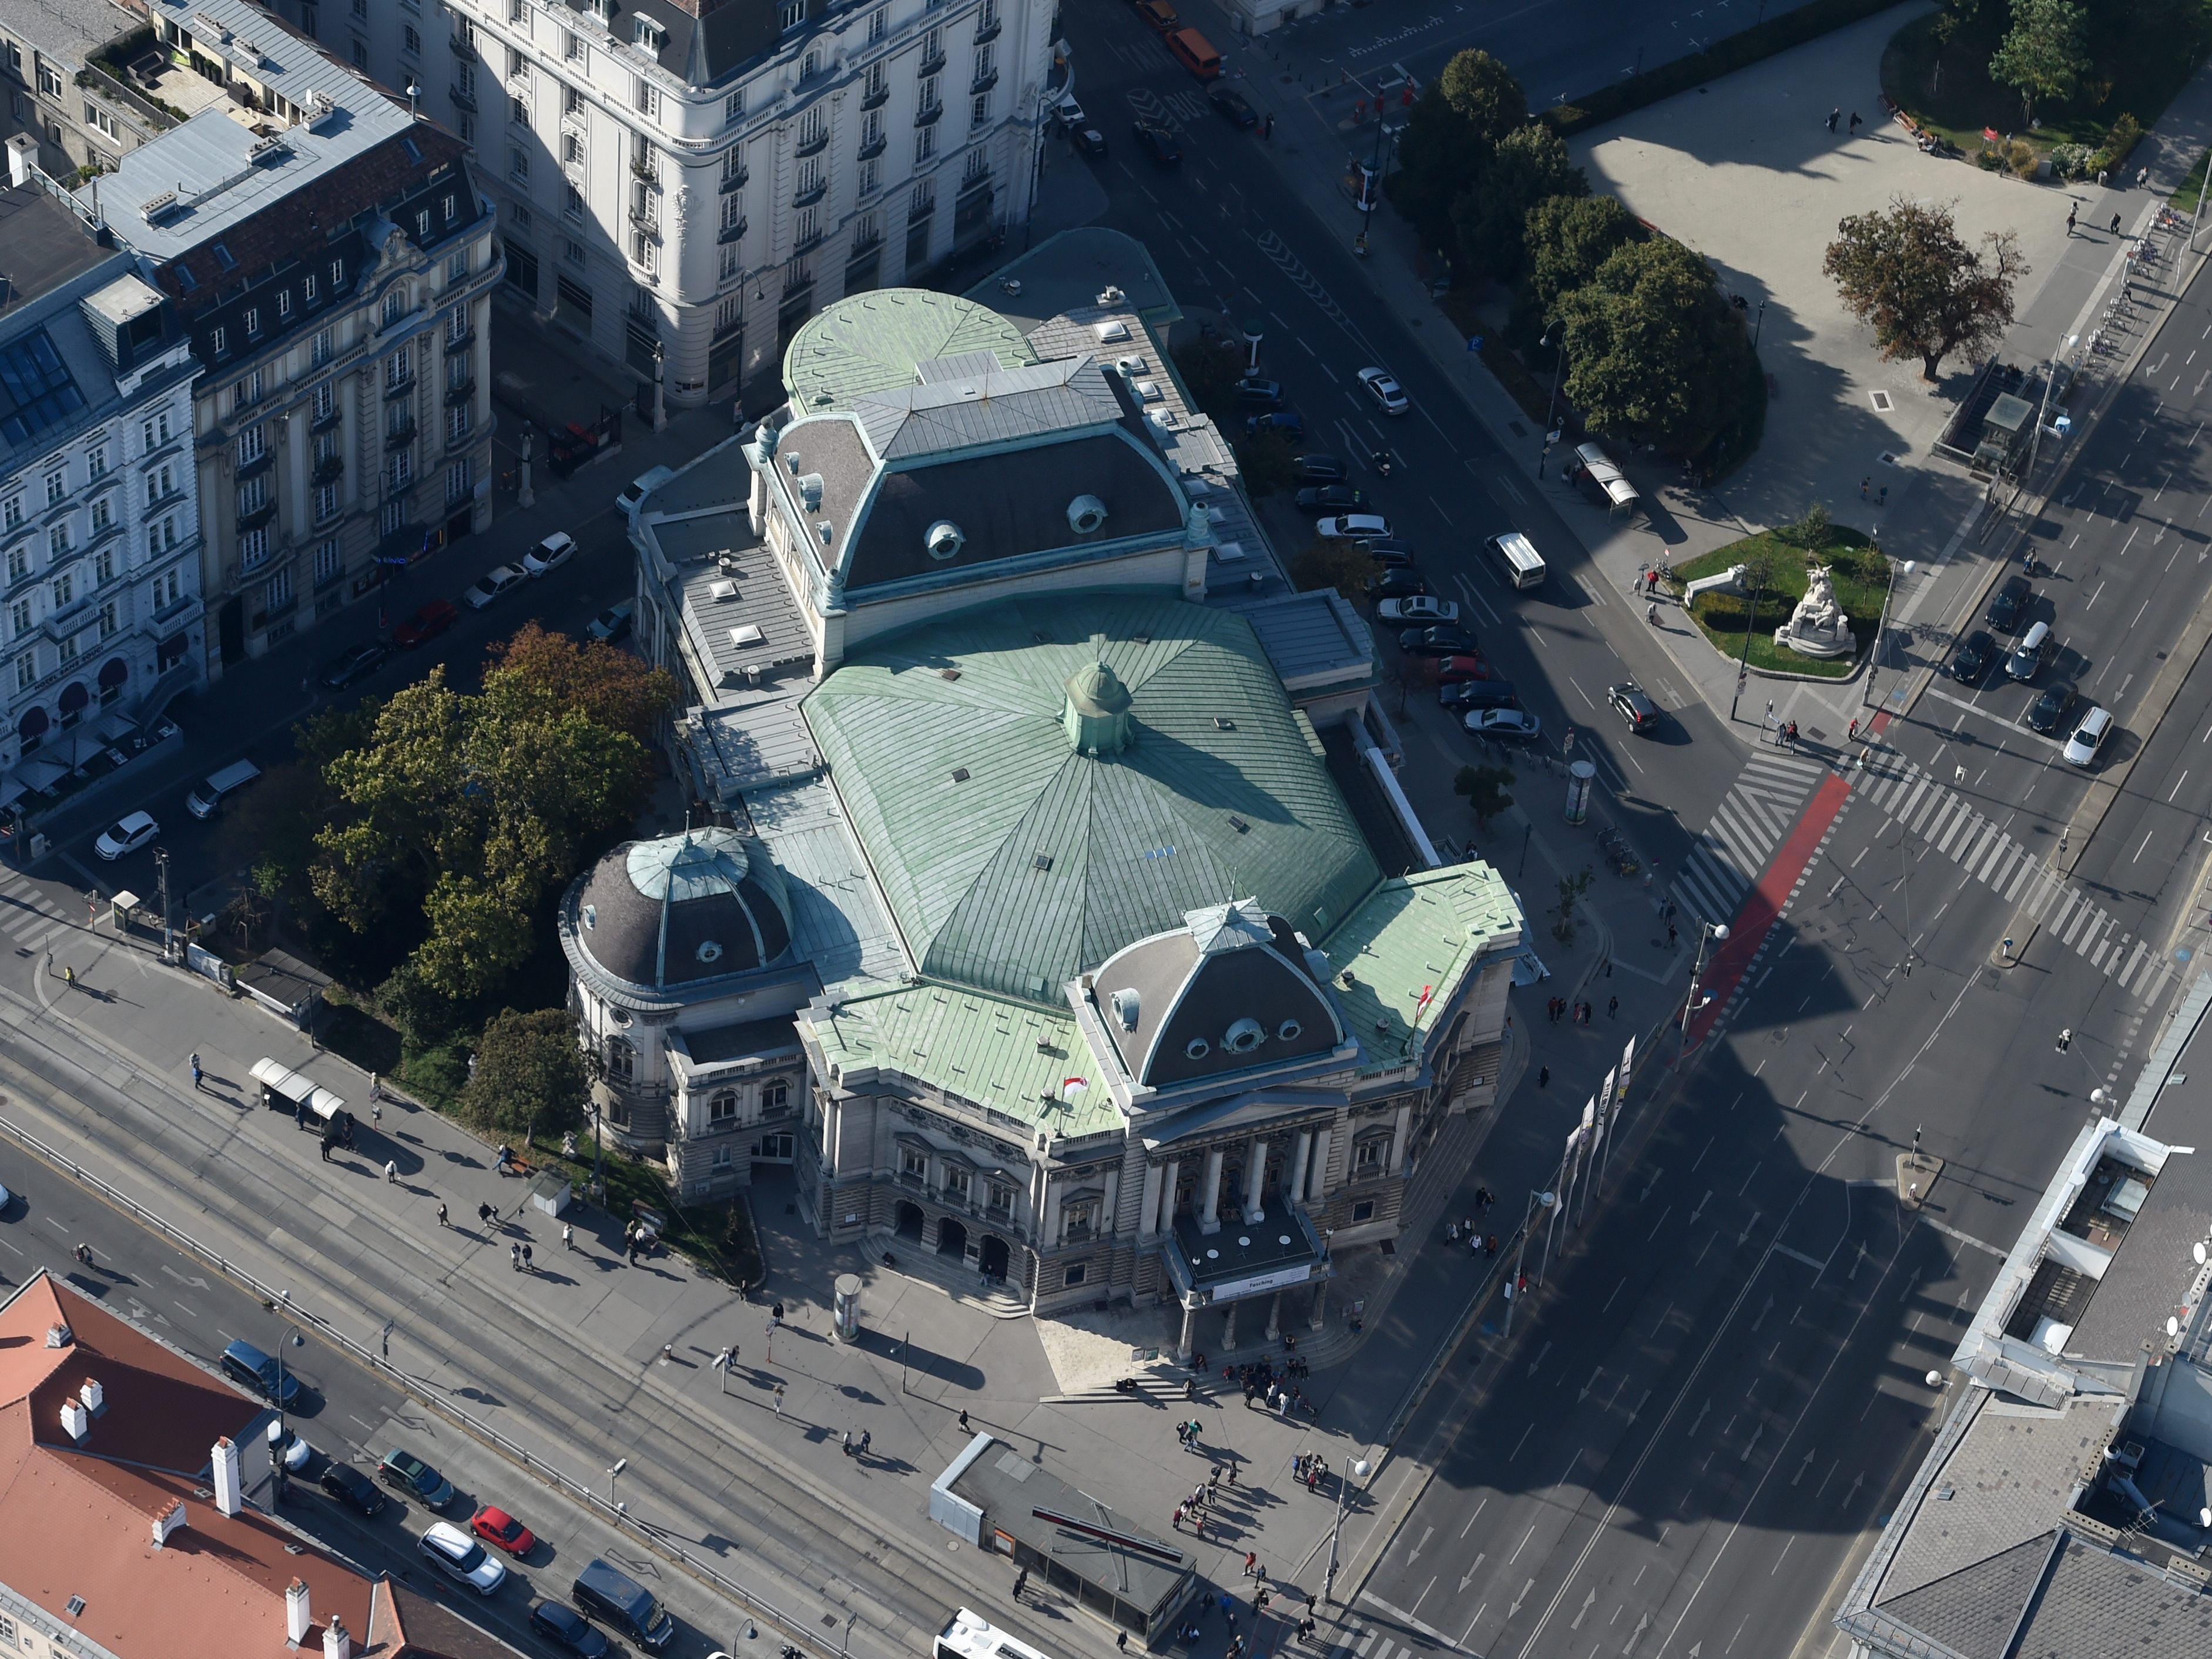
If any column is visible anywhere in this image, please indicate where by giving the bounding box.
[1306,1127,1330,1201]
[1139,1163,1165,1239]
[1308,1278,1328,1332]
[1177,1300,1198,1365]
[1242,1133,1268,1224]
[1263,1290,1281,1343]
[1044,1178,1065,1248]
[1158,1158,1181,1232]
[1288,1131,1312,1208]
[1199,1147,1225,1234]
[1103,1168,1120,1237]
[1221,1299,1238,1350]
[1386,1104,1413,1175]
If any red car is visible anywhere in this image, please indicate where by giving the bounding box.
[469,1504,536,1556]
[1433,655,1490,685]
[393,598,458,648]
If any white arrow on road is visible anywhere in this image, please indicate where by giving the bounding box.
[1527,1339,1552,1379]
[1569,1588,1596,1630]
[1626,1613,1650,1653]
[1406,1526,1433,1567]
[1738,1208,1761,1245]
[1508,1578,1535,1618]
[159,1263,209,1289]
[1578,1365,1601,1402]
[1792,1448,1816,1486]
[1687,1188,1712,1224]
[1458,1552,1484,1594]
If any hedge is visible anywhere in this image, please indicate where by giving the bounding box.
[1545,0,1906,136]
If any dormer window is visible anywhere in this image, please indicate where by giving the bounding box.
[633,15,664,51]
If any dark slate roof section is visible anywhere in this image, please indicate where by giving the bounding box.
[2068,1126,2212,1361]
[1145,944,1340,1089]
[1321,721,1423,877]
[657,517,816,692]
[2012,1535,2212,1657]
[675,1016,805,1066]
[772,412,876,579]
[844,432,1187,593]
[554,0,786,88]
[1877,1533,2061,1659]
[0,188,113,322]
[1094,929,1200,1077]
[574,832,793,991]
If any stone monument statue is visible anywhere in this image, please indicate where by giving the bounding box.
[1773,563,1855,659]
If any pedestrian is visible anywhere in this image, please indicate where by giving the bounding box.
[1879,485,1888,508]
[1013,1568,1029,1600]
[189,1051,203,1090]
[2139,166,2150,189]
[1848,718,1859,742]
[1263,113,1273,140]
[1826,106,1839,132]
[522,1242,533,1272]
[1848,110,1862,134]
[1193,1513,1206,1540]
[371,1100,382,1128]
[1487,1234,1499,1258]
[2112,212,2123,234]
[1608,995,1618,1018]
[1667,921,1680,947]
[320,1138,333,1163]
[958,1408,971,1431]
[478,1201,492,1227]
[1244,1552,1258,1577]
[1256,1563,1268,1586]
[774,1383,785,1413]
[384,1159,398,1183]
[437,1201,449,1227]
[2067,206,2077,236]
[511,1242,522,1271]
[1538,1065,1550,1088]
[1118,1634,1128,1653]
[842,1429,854,1456]
[1227,1462,1237,1486]
[1174,1504,1186,1530]
[1209,1465,1221,1493]
[1859,475,1869,499]
[562,1221,574,1250]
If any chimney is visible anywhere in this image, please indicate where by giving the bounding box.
[151,1500,186,1549]
[79,1378,104,1414]
[322,1616,350,1659]
[5,132,36,190]
[59,1399,88,1442]
[286,1579,311,1646]
[210,1436,242,1517]
[45,1323,72,1349]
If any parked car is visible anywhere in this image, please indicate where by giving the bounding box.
[1315,514,1392,541]
[461,563,528,610]
[218,1338,303,1407]
[320,641,390,689]
[393,598,458,648]
[1134,0,1181,32]
[614,465,676,517]
[1376,595,1459,625]
[1607,681,1661,734]
[471,1505,538,1556]
[420,1521,508,1596]
[1132,120,1181,166]
[1070,125,1108,159]
[1295,484,1365,512]
[272,1429,313,1473]
[573,1560,676,1651]
[1466,707,1543,742]
[1364,537,1417,567]
[1365,569,1427,601]
[1293,453,1348,485]
[2063,705,2113,766]
[1048,93,1085,132]
[1400,624,1481,658]
[379,1448,457,1510]
[586,601,634,644]
[1948,629,1999,685]
[185,759,262,820]
[1236,377,1283,408]
[1245,411,1304,440]
[529,1603,611,1659]
[521,531,576,577]
[320,1462,386,1516]
[1433,655,1490,685]
[2025,679,2077,735]
[1442,680,1519,711]
[1988,574,2033,632]
[1357,367,1410,415]
[1208,83,1258,126]
[93,811,159,861]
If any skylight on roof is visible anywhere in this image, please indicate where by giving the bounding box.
[402,136,423,165]
[0,333,86,448]
[211,243,236,271]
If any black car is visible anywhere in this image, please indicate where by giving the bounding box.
[2026,679,2078,735]
[1948,629,1999,685]
[531,1603,611,1659]
[1293,453,1349,485]
[1208,83,1259,127]
[1132,120,1181,166]
[1441,679,1520,711]
[1365,538,1417,568]
[1988,574,2033,632]
[1295,484,1366,512]
[1607,681,1661,734]
[1366,569,1427,601]
[320,642,390,689]
[320,1462,387,1517]
[1070,126,1108,159]
[1400,624,1482,658]
[1235,377,1283,408]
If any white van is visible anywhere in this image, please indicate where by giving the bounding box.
[185,758,262,819]
[1485,531,1547,590]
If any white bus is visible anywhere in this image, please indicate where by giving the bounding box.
[936,1610,1054,1659]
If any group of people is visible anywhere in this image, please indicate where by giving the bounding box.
[1546,997,1594,1025]
[1292,1449,1332,1493]
[316,1108,361,1161]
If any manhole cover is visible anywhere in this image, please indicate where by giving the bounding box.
[1870,390,1894,412]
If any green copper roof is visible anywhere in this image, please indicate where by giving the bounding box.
[803,591,1384,1007]
[783,288,1036,413]
[1320,863,1525,1077]
[809,982,1122,1138]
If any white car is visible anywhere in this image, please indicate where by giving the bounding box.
[460,563,528,610]
[418,1521,507,1596]
[1465,707,1543,742]
[1376,595,1459,626]
[1315,514,1393,541]
[93,811,159,861]
[521,531,575,577]
[2063,705,2113,767]
[1358,367,1410,415]
[273,1429,313,1473]
[614,465,676,517]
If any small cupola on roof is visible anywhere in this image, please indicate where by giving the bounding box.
[1063,661,1134,756]
[573,828,795,991]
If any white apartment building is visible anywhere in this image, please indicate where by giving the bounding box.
[0,172,203,823]
[259,0,1059,410]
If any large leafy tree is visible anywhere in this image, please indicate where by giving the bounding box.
[482,622,679,748]
[1393,49,1527,240]
[1292,539,1379,602]
[1522,195,1645,331]
[458,1006,590,1139]
[1450,122,1587,288]
[1556,237,1753,451]
[1989,0,2089,126]
[1824,197,2026,380]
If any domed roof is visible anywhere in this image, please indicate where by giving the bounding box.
[573,828,794,992]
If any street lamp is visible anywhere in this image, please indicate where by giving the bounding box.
[1322,1456,1373,1605]
[1862,556,1918,710]
[1505,1189,1556,1336]
[608,1457,626,1503]
[1537,329,1566,477]
[517,420,535,511]
[266,1417,291,1503]
[2019,334,2078,507]
[1677,922,1730,1060]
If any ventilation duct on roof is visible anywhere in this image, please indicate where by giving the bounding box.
[1224,1018,1265,1054]
[1110,988,1140,1031]
[796,472,825,510]
[816,521,834,545]
[926,520,965,561]
[1067,494,1107,535]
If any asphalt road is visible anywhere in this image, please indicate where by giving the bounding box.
[0,1154,765,1659]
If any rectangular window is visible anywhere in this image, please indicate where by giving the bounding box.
[971,93,989,126]
[564,131,585,167]
[332,256,346,287]
[709,1090,737,1124]
[315,537,343,585]
[316,483,340,524]
[13,653,32,693]
[458,112,475,144]
[403,24,422,54]
[900,1148,926,1179]
[721,192,745,232]
[390,451,413,491]
[98,599,116,641]
[562,29,580,60]
[312,328,333,367]
[236,368,261,408]
[237,422,266,466]
[0,497,16,531]
[10,601,29,637]
[510,95,529,128]
[47,524,69,557]
[6,547,26,582]
[779,0,803,28]
[237,475,267,519]
[868,6,886,41]
[212,325,228,357]
[58,632,78,665]
[445,457,473,504]
[52,572,71,609]
[633,77,658,119]
[277,288,293,320]
[44,471,64,507]
[244,306,262,337]
[306,272,319,305]
[914,126,935,165]
[86,445,106,480]
[380,499,405,537]
[510,145,529,180]
[386,347,411,390]
[565,238,585,266]
[265,564,293,611]
[94,548,112,585]
[89,499,109,535]
[314,381,336,423]
[720,242,742,280]
[726,89,745,122]
[447,404,472,443]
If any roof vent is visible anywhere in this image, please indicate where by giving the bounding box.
[708,579,738,601]
[1110,988,1140,1031]
[138,190,180,224]
[1098,285,1126,306]
[79,1378,103,1413]
[324,1614,351,1659]
[783,450,803,474]
[582,904,595,930]
[939,667,961,681]
[950,767,970,783]
[1224,1018,1265,1054]
[728,624,765,648]
[1340,969,1356,986]
[246,134,287,164]
[1228,815,1248,833]
[1115,355,1149,376]
[1067,494,1107,535]
[45,1323,71,1348]
[1278,1018,1302,1041]
[304,90,338,130]
[816,521,834,546]
[1214,717,1236,730]
[796,472,825,510]
[1062,661,1134,757]
[1184,1037,1209,1060]
[925,520,965,561]
[1094,320,1131,344]
[60,1399,88,1442]
[1033,853,1053,873]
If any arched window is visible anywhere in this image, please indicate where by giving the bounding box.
[708,1088,738,1123]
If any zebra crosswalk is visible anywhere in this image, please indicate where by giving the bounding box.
[0,867,89,957]
[1854,752,2177,1004]
[1669,748,1831,927]
[1338,1625,1427,1659]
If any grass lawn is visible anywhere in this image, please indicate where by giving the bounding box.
[2176,150,2212,215]
[1882,7,2212,156]
[1670,529,1892,679]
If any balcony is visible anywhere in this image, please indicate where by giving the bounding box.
[717,216,747,244]
[447,425,478,455]
[311,404,343,434]
[450,82,477,112]
[628,205,661,234]
[383,371,415,401]
[974,16,1000,43]
[234,448,273,482]
[861,83,888,111]
[792,227,823,255]
[914,102,943,126]
[795,130,828,159]
[919,48,946,76]
[561,108,588,141]
[441,321,476,354]
[385,417,418,451]
[970,68,997,95]
[507,66,531,96]
[313,455,346,483]
[857,136,886,160]
[450,32,477,61]
[718,163,748,194]
[237,501,277,532]
[792,181,825,207]
[629,156,659,183]
[445,376,477,405]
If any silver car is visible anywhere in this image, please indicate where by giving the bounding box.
[419,1522,507,1596]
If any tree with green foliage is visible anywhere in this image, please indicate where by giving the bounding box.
[1292,539,1379,601]
[1453,764,1516,830]
[1824,197,2025,381]
[1393,49,1527,240]
[1989,0,2090,126]
[1551,866,1594,946]
[1450,122,1587,289]
[1171,334,1246,412]
[458,1006,589,1140]
[1931,0,1979,45]
[1234,428,1298,498]
[1520,194,1644,332]
[1555,236,1754,451]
